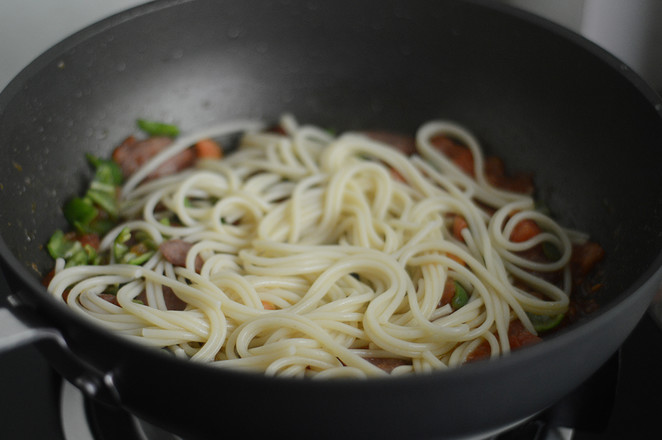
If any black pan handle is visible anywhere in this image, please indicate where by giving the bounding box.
[0,296,68,352]
[0,292,121,407]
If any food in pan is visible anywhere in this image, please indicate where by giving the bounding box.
[44,115,604,377]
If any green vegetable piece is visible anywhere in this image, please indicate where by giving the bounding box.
[63,197,98,233]
[137,119,180,137]
[87,184,119,219]
[86,154,123,186]
[112,228,155,265]
[59,155,122,235]
[65,246,90,268]
[47,230,72,259]
[113,227,131,262]
[92,218,118,235]
[134,230,157,251]
[114,244,128,262]
[126,251,155,265]
[451,281,469,310]
[84,154,122,220]
[46,230,100,267]
[83,244,101,265]
[527,312,564,332]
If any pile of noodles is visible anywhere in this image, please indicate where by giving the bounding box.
[47,115,583,378]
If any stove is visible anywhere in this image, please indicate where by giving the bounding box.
[1,256,660,439]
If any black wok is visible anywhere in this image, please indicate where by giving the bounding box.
[1,0,662,438]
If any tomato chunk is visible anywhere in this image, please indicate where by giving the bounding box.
[452,215,468,241]
[510,219,541,243]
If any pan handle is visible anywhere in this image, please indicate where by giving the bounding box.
[0,292,121,406]
[0,295,68,353]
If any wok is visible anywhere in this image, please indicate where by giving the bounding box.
[1,0,662,438]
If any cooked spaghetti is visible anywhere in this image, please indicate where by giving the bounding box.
[46,115,602,378]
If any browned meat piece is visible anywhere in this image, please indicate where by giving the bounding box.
[112,135,195,179]
[161,285,187,311]
[159,239,204,272]
[363,357,412,373]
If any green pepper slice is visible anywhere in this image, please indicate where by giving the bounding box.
[86,154,123,186]
[527,312,564,332]
[63,197,98,233]
[451,281,469,310]
[137,119,180,137]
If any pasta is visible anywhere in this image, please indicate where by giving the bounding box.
[46,114,593,378]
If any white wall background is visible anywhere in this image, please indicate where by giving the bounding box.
[0,0,661,92]
[0,0,146,90]
[502,0,662,92]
